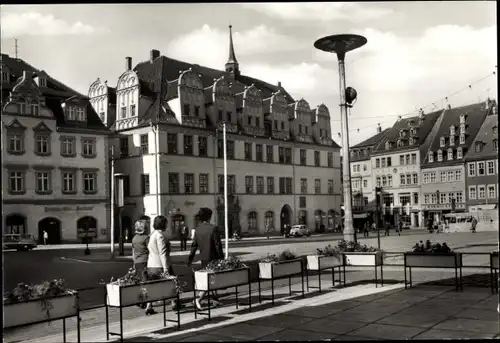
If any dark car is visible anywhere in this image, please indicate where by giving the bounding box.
[3,234,37,251]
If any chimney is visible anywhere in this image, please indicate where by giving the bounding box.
[125,57,132,71]
[377,123,382,134]
[150,49,160,63]
[23,70,32,81]
[277,81,282,88]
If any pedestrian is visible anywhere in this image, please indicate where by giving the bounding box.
[384,223,390,236]
[132,219,150,310]
[281,225,285,237]
[397,220,403,236]
[471,216,477,233]
[371,221,377,232]
[265,224,270,239]
[188,207,224,311]
[179,221,188,251]
[190,227,196,240]
[145,215,177,315]
[43,230,48,245]
[125,228,129,243]
[363,222,370,237]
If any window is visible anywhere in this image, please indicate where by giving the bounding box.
[120,137,129,156]
[460,123,466,132]
[141,174,150,195]
[279,177,286,194]
[431,193,437,204]
[424,194,430,204]
[487,161,495,175]
[228,175,236,193]
[457,147,463,159]
[314,151,320,166]
[423,173,430,184]
[413,193,419,205]
[247,116,252,126]
[184,135,193,155]
[284,148,292,164]
[382,176,387,187]
[387,175,392,187]
[266,145,274,163]
[300,150,307,165]
[184,173,194,194]
[267,177,274,194]
[62,171,76,194]
[82,139,95,157]
[400,174,405,185]
[468,162,476,177]
[280,121,284,130]
[405,154,410,165]
[300,178,308,194]
[77,107,86,121]
[446,171,453,182]
[218,110,223,121]
[488,185,496,198]
[256,144,263,162]
[406,174,411,185]
[278,147,285,164]
[199,174,209,193]
[273,120,278,130]
[469,186,476,200]
[121,107,126,119]
[363,179,368,188]
[397,140,402,148]
[194,106,200,117]
[7,132,24,155]
[447,148,453,160]
[478,185,486,199]
[285,177,293,194]
[245,176,254,193]
[227,112,232,122]
[440,172,447,183]
[130,105,136,116]
[264,211,274,229]
[169,173,179,194]
[459,134,465,144]
[477,162,485,176]
[450,126,455,136]
[299,197,306,208]
[413,173,418,184]
[256,117,260,127]
[198,137,207,157]
[123,175,130,197]
[315,179,321,194]
[437,150,443,162]
[244,143,252,161]
[475,142,481,153]
[34,135,50,156]
[328,152,333,167]
[248,212,258,231]
[409,138,414,145]
[363,164,367,171]
[376,158,380,168]
[440,137,445,147]
[183,104,190,116]
[428,151,434,163]
[83,172,97,193]
[328,180,334,194]
[385,157,391,167]
[409,153,416,165]
[256,176,264,194]
[8,171,25,194]
[385,142,390,150]
[381,158,386,168]
[140,134,148,154]
[376,177,381,187]
[440,193,447,204]
[30,101,39,116]
[430,172,436,183]
[67,106,76,120]
[456,192,463,204]
[449,135,455,146]
[494,139,498,151]
[167,133,178,154]
[455,170,462,181]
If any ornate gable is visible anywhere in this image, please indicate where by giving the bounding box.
[33,121,52,133]
[5,118,27,130]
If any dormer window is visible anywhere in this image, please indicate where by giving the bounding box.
[449,135,455,146]
[459,114,466,124]
[1,70,9,82]
[460,123,466,133]
[457,147,463,159]
[77,107,86,121]
[459,134,465,144]
[493,126,498,135]
[397,140,402,148]
[385,141,390,150]
[450,126,455,135]
[30,100,39,116]
[399,130,405,138]
[409,137,414,145]
[440,137,445,147]
[428,151,434,163]
[18,98,27,114]
[493,139,498,151]
[447,148,453,160]
[67,107,76,121]
[475,142,482,152]
[38,77,46,87]
[437,150,443,162]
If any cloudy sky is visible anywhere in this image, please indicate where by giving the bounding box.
[1,2,496,145]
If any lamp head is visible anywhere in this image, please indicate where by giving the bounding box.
[346,87,357,105]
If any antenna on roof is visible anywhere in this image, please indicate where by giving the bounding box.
[14,38,19,59]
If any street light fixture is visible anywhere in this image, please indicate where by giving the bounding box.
[314,34,367,243]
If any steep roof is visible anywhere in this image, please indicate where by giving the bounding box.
[464,110,498,162]
[350,128,390,162]
[352,128,390,148]
[1,53,108,131]
[372,109,443,155]
[422,101,491,167]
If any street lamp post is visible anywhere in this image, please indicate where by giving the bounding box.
[375,186,382,249]
[314,34,367,243]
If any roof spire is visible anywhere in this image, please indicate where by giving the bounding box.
[225,25,239,77]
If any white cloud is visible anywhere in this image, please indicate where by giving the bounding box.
[242,2,393,23]
[166,24,301,68]
[0,12,104,38]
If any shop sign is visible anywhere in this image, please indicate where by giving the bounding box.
[45,206,94,212]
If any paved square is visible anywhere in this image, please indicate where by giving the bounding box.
[433,318,499,334]
[245,313,314,328]
[294,318,368,335]
[413,328,497,340]
[327,309,390,323]
[256,328,336,341]
[347,323,427,340]
[375,308,450,328]
[206,323,283,340]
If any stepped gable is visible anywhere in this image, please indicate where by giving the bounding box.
[422,101,492,166]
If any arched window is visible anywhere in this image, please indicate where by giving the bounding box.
[437,150,443,162]
[447,148,453,160]
[248,211,258,231]
[264,211,274,230]
[457,147,463,159]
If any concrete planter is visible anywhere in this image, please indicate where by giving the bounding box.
[195,267,249,291]
[106,279,178,307]
[4,293,78,328]
[343,251,383,266]
[404,252,462,268]
[259,259,303,279]
[307,255,343,271]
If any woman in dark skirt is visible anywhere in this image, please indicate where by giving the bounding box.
[132,219,150,310]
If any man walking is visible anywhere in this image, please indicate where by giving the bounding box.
[471,216,477,233]
[384,222,390,236]
[363,222,370,237]
[397,220,403,236]
[43,230,48,245]
[179,221,188,251]
[188,208,224,310]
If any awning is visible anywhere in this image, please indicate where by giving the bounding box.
[353,213,369,219]
[470,204,497,211]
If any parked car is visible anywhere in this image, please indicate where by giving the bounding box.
[3,234,37,251]
[290,225,311,237]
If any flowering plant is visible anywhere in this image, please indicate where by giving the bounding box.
[3,279,76,321]
[337,240,381,253]
[259,250,298,263]
[201,255,247,273]
[316,244,342,257]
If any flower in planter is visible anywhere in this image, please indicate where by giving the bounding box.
[259,250,297,263]
[335,240,381,253]
[316,244,341,257]
[202,255,247,273]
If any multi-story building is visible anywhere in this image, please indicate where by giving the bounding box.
[420,101,492,223]
[2,53,111,243]
[370,109,443,227]
[89,27,342,238]
[464,101,498,211]
[349,124,389,225]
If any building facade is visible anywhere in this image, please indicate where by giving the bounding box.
[464,104,498,211]
[370,110,443,227]
[420,101,492,223]
[2,54,111,243]
[90,28,342,238]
